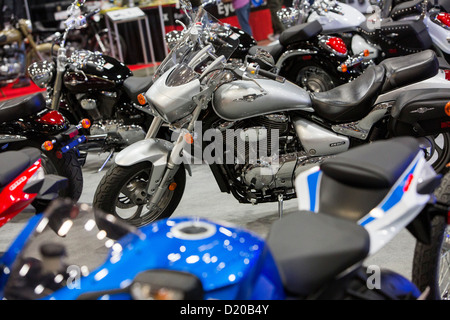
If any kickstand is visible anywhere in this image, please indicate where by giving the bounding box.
[98,150,114,172]
[278,194,284,219]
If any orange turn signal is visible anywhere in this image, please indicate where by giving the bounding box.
[184,133,194,144]
[81,118,91,129]
[340,64,348,73]
[168,182,177,191]
[42,140,53,151]
[363,49,370,57]
[445,101,450,117]
[137,94,147,105]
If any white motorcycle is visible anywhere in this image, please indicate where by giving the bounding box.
[278,0,450,63]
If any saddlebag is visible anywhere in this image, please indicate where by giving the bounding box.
[389,88,450,136]
[359,19,432,58]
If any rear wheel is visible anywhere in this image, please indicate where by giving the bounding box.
[7,141,83,202]
[423,133,450,174]
[93,162,186,237]
[412,172,450,300]
[286,62,338,92]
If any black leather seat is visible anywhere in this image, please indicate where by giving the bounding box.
[320,136,421,189]
[248,42,284,61]
[122,75,154,104]
[379,50,439,93]
[0,93,46,123]
[267,211,370,296]
[309,65,385,123]
[279,20,322,47]
[0,148,41,188]
[314,137,421,221]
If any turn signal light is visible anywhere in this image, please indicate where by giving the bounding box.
[363,49,370,57]
[81,118,91,129]
[137,94,147,105]
[184,133,194,144]
[445,102,450,116]
[168,182,177,191]
[42,140,54,151]
[340,64,348,73]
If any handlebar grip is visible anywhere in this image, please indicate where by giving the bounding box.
[258,69,285,83]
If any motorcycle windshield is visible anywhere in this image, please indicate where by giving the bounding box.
[1,201,141,300]
[153,8,239,83]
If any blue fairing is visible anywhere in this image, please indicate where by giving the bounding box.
[46,217,285,300]
[0,214,42,296]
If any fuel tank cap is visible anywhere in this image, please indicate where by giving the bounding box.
[170,221,217,240]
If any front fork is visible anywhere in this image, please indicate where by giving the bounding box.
[145,103,203,211]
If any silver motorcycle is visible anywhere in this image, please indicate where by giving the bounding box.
[93,1,450,232]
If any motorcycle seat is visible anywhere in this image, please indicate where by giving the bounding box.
[0,148,41,189]
[0,94,46,123]
[248,43,284,61]
[321,136,421,189]
[279,20,322,47]
[390,0,429,20]
[123,75,154,104]
[379,49,439,93]
[315,137,422,222]
[309,65,385,123]
[267,211,370,296]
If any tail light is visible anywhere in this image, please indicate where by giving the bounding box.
[437,13,450,27]
[35,110,65,126]
[319,36,347,57]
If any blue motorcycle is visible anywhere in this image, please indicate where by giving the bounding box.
[0,136,448,300]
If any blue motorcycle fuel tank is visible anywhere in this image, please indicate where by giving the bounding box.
[43,217,285,300]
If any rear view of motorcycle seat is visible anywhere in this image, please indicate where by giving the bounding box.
[379,49,439,93]
[0,148,41,188]
[267,211,370,297]
[0,93,46,123]
[279,20,323,47]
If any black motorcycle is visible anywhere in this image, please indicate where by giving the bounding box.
[28,0,257,171]
[0,93,88,201]
[27,2,156,171]
[247,19,370,92]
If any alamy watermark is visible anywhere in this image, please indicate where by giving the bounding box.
[170,121,281,166]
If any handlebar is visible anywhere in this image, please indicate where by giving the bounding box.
[258,69,286,83]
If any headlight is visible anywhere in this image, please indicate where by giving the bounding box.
[277,8,300,29]
[28,60,55,88]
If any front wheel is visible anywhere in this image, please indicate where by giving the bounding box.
[93,162,186,237]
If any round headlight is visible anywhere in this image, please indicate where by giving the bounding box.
[28,60,55,88]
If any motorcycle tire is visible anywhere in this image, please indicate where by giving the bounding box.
[412,171,450,300]
[287,61,338,92]
[424,132,450,174]
[93,162,186,237]
[6,141,83,202]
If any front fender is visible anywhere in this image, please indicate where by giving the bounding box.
[114,138,192,176]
